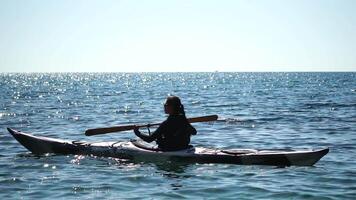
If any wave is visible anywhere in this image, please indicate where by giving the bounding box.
[206,104,241,108]
[303,102,356,109]
[217,116,284,124]
[217,118,255,124]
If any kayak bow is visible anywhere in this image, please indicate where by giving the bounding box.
[7,128,329,166]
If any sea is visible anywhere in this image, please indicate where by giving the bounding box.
[0,72,355,199]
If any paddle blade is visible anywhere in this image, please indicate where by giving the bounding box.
[188,115,218,123]
[85,125,135,136]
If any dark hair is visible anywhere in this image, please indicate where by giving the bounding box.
[166,96,186,117]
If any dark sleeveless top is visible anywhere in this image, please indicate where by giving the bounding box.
[136,115,197,151]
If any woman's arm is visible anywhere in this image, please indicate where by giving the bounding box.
[133,126,156,143]
[188,123,197,135]
[134,121,167,143]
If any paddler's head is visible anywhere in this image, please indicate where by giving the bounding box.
[164,96,185,116]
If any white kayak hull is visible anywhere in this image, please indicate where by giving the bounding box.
[7,128,329,166]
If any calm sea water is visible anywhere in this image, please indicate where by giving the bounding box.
[0,72,355,199]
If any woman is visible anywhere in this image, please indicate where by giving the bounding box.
[133,96,197,151]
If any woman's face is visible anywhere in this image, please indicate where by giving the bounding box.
[164,101,174,114]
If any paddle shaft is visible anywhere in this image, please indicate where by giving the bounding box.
[85,115,218,136]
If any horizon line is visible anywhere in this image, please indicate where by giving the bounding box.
[0,70,355,73]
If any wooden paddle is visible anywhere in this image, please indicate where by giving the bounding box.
[85,115,218,136]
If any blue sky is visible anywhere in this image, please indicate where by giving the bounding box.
[0,0,355,72]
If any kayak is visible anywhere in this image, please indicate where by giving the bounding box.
[7,128,329,166]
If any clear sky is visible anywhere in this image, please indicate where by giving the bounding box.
[0,0,355,72]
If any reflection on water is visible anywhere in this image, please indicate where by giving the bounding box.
[155,161,191,178]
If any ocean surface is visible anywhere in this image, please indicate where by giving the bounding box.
[0,72,355,199]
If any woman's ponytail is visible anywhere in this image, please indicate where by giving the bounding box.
[180,104,186,117]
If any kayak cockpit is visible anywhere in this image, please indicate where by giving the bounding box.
[130,139,195,152]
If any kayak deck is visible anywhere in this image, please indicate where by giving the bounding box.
[7,128,329,166]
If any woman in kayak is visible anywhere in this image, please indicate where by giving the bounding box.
[133,96,197,151]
